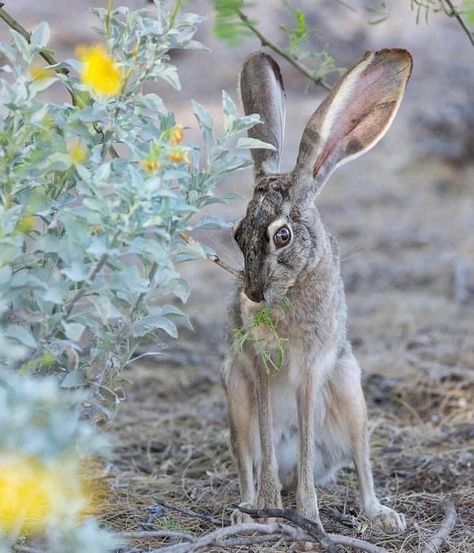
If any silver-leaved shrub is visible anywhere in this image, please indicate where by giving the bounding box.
[0,1,264,418]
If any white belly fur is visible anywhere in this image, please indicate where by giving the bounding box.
[251,373,353,488]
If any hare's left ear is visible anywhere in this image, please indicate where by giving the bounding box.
[291,49,412,203]
[240,52,286,178]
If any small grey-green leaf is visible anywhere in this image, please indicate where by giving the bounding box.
[30,22,50,49]
[236,137,277,151]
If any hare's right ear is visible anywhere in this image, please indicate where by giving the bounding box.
[292,49,413,204]
[240,52,286,177]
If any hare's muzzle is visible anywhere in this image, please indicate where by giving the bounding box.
[244,288,264,303]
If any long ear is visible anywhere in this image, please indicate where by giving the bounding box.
[240,51,286,177]
[292,48,413,200]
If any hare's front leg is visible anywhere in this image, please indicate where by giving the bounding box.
[296,370,323,530]
[337,352,406,534]
[222,356,256,524]
[255,368,283,512]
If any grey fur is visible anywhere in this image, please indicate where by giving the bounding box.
[222,49,412,533]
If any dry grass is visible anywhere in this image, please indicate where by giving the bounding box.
[94,310,473,552]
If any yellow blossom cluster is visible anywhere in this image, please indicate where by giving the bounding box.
[0,454,89,535]
[77,44,123,97]
[141,125,190,173]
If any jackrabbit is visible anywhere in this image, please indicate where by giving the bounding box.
[221,49,412,533]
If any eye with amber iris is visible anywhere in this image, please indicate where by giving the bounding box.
[273,225,291,248]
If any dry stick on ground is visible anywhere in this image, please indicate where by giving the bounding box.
[236,9,331,91]
[422,500,457,553]
[237,505,392,553]
[121,530,196,542]
[149,500,224,527]
[237,505,338,552]
[147,520,389,553]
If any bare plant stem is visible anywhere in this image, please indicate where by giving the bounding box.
[236,9,331,91]
[442,0,474,46]
[180,232,243,280]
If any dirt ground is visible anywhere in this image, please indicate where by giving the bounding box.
[3,1,473,551]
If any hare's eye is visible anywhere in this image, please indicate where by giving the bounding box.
[274,225,291,248]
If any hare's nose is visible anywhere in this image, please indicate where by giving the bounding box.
[244,289,264,303]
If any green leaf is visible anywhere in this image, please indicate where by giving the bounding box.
[61,262,89,282]
[236,137,276,150]
[192,100,214,145]
[62,322,86,342]
[30,22,50,49]
[11,29,31,62]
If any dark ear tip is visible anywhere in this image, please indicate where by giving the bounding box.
[241,51,285,96]
[375,48,413,66]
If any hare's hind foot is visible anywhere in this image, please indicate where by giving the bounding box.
[366,503,406,534]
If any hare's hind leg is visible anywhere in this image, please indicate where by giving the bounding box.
[222,355,257,524]
[334,350,406,534]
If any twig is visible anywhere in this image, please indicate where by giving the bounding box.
[121,529,196,542]
[150,521,306,552]
[149,518,389,553]
[422,499,457,553]
[149,500,224,527]
[0,6,68,73]
[237,505,338,552]
[443,0,474,47]
[236,9,331,91]
[180,232,243,280]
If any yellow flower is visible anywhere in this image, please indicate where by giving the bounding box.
[90,224,104,235]
[0,454,89,535]
[141,158,161,173]
[169,125,184,145]
[77,44,123,97]
[168,149,190,164]
[15,214,36,235]
[67,139,88,164]
[28,65,55,81]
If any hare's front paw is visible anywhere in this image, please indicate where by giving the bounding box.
[256,484,283,513]
[231,502,255,525]
[370,505,406,534]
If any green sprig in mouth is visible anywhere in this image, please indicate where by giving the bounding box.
[233,297,293,374]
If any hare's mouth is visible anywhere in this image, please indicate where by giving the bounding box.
[243,288,264,304]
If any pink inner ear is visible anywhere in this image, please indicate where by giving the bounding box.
[313,61,400,177]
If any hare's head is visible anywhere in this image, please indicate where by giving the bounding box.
[234,49,412,304]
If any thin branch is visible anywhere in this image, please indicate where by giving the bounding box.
[236,9,331,91]
[180,232,243,280]
[149,500,224,527]
[422,500,457,553]
[121,530,196,542]
[238,505,390,553]
[0,6,68,73]
[442,0,474,46]
[148,518,389,553]
[237,505,338,552]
